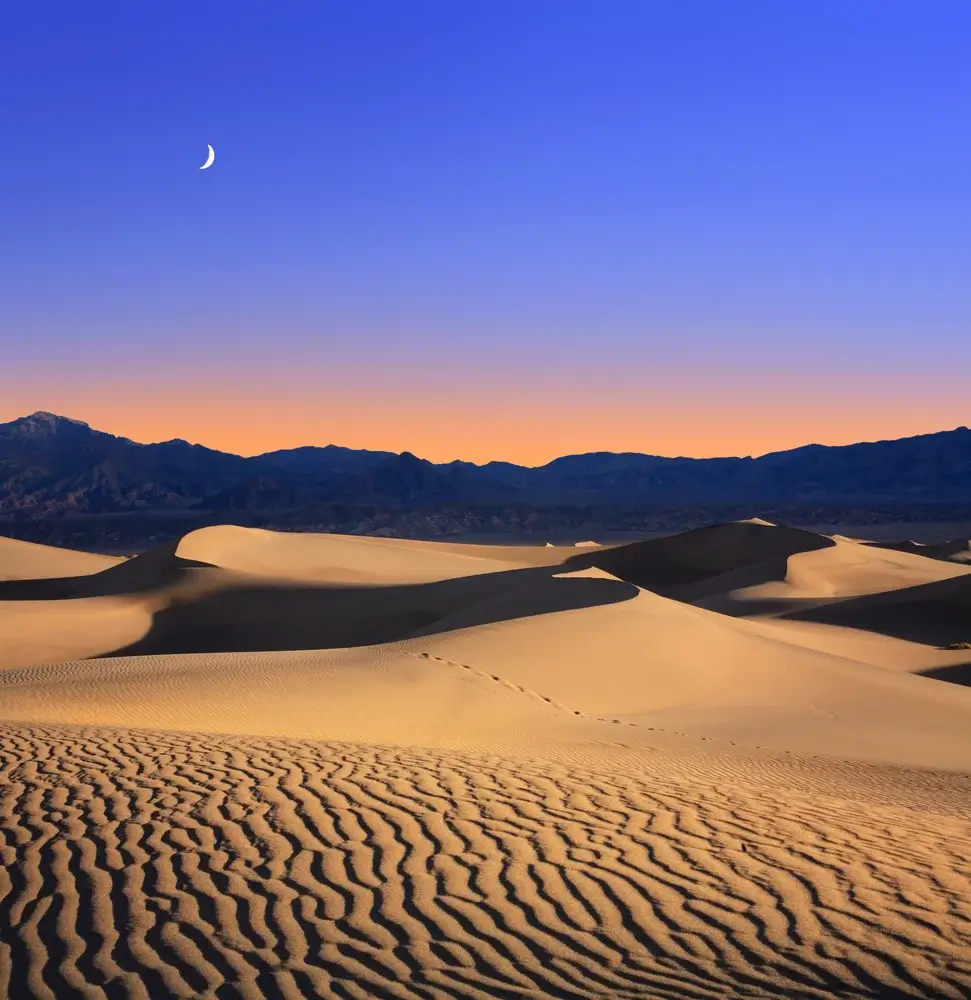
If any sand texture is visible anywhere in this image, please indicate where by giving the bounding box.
[1,521,970,998]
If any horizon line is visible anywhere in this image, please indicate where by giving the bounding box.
[6,410,970,470]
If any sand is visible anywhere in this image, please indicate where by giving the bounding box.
[0,536,123,582]
[1,520,970,998]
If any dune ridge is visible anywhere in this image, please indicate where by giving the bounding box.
[1,521,970,997]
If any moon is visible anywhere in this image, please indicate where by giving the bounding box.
[200,144,215,170]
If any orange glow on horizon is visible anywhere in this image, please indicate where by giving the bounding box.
[2,371,967,466]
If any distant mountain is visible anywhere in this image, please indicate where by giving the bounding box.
[330,451,510,506]
[0,412,249,515]
[249,444,396,475]
[1,411,970,520]
[193,452,507,511]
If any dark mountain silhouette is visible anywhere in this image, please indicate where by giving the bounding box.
[249,444,396,475]
[330,451,510,506]
[2,411,970,520]
[0,412,248,515]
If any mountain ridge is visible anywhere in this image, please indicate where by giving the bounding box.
[2,410,970,517]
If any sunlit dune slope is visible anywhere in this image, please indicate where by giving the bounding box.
[0,535,122,582]
[405,567,971,768]
[175,524,570,583]
[793,570,971,646]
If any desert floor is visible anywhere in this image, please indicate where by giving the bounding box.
[1,520,969,998]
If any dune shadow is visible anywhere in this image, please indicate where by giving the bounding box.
[0,541,215,601]
[919,662,971,687]
[783,574,971,647]
[868,538,971,564]
[690,594,842,618]
[106,565,638,657]
[563,523,834,593]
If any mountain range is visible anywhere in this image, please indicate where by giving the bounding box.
[2,410,970,520]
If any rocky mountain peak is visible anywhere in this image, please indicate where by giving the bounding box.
[6,411,92,438]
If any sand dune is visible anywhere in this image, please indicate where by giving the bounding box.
[1,522,970,998]
[871,536,971,564]
[0,535,122,582]
[567,518,833,590]
[689,534,971,616]
[792,570,971,647]
[175,525,569,583]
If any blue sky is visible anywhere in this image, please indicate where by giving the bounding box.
[1,2,969,461]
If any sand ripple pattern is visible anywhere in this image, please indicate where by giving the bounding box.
[1,727,969,999]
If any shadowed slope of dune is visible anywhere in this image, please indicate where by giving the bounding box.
[921,661,971,686]
[788,571,971,648]
[0,540,214,601]
[565,518,834,590]
[106,566,637,657]
[104,526,637,657]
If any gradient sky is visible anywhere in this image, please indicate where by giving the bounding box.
[2,1,969,464]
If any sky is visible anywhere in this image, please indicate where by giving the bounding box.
[2,1,969,465]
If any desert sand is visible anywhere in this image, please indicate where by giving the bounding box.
[1,520,970,998]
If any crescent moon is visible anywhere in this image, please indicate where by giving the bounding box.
[200,144,215,170]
